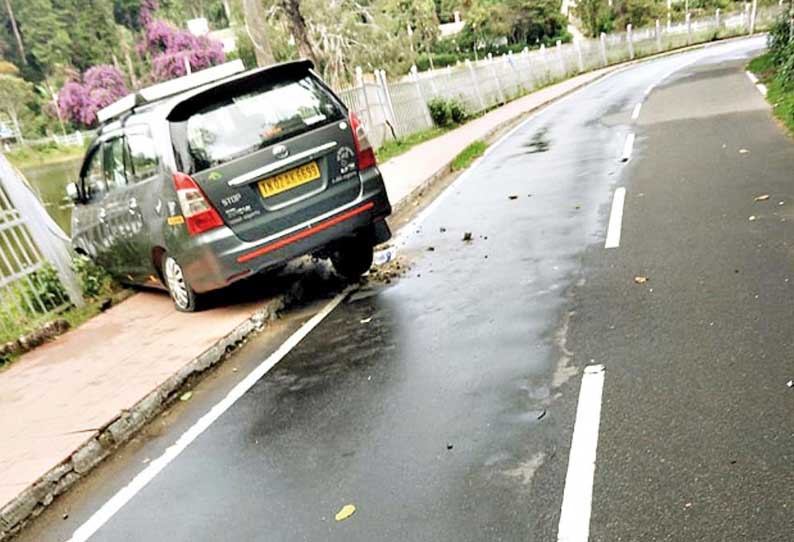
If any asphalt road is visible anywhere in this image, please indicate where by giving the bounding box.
[18,36,794,542]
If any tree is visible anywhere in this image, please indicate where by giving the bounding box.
[0,74,33,142]
[575,0,611,37]
[2,0,25,65]
[280,0,318,64]
[58,65,128,127]
[242,0,276,66]
[612,0,662,30]
[15,0,72,72]
[139,18,225,81]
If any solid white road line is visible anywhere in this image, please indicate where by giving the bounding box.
[604,187,626,249]
[746,70,759,84]
[631,103,642,121]
[620,133,635,162]
[67,290,351,542]
[756,83,768,97]
[557,364,606,542]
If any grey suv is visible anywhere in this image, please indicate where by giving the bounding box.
[68,60,392,311]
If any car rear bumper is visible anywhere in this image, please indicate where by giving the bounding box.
[178,167,392,293]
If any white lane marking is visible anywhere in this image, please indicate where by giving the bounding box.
[643,83,655,97]
[746,70,759,84]
[620,133,635,162]
[557,364,606,542]
[67,290,350,542]
[756,83,768,96]
[604,187,626,249]
[631,102,642,121]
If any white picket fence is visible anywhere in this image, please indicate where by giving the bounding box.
[336,3,780,149]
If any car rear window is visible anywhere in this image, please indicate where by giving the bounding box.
[172,74,344,173]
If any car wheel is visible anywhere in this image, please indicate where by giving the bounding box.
[331,240,374,281]
[163,255,199,312]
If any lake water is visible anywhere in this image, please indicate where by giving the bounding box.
[19,158,82,236]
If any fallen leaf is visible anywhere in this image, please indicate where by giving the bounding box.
[462,232,473,242]
[634,276,648,284]
[179,391,193,402]
[739,148,750,154]
[360,317,372,324]
[335,504,356,522]
[508,195,518,200]
[754,194,770,201]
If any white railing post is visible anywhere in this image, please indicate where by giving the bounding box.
[376,69,398,138]
[465,59,486,112]
[686,13,692,44]
[556,40,565,76]
[574,39,584,72]
[600,32,608,65]
[627,24,634,59]
[655,19,662,51]
[410,65,434,128]
[355,66,375,135]
[743,2,750,31]
[540,43,549,80]
[488,53,506,103]
[750,0,757,34]
[716,8,721,30]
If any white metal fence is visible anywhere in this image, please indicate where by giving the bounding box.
[0,155,82,341]
[336,4,780,150]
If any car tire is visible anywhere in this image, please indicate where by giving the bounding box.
[331,239,374,281]
[163,255,199,312]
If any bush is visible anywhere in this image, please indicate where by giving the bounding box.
[73,254,113,299]
[769,16,791,67]
[449,99,467,123]
[428,97,452,127]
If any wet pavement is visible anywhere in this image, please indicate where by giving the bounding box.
[16,36,794,542]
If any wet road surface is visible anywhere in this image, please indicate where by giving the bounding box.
[17,36,794,542]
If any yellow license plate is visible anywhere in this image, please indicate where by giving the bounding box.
[258,162,321,198]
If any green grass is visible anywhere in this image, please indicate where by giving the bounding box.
[748,52,794,135]
[5,143,84,169]
[375,126,452,164]
[450,140,487,171]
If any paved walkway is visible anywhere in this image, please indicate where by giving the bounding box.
[0,65,613,520]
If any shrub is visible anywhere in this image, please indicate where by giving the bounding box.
[768,16,790,67]
[449,99,467,123]
[428,97,452,127]
[73,254,113,299]
[19,264,68,315]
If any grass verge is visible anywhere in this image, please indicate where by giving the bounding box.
[748,52,794,134]
[451,141,487,171]
[376,126,453,163]
[5,144,85,169]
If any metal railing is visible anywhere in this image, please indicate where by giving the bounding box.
[336,4,780,150]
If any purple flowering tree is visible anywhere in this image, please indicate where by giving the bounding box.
[140,18,225,82]
[58,65,129,127]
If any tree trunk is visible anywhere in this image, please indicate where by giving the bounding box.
[3,0,26,65]
[117,25,139,89]
[221,0,232,22]
[280,0,318,65]
[46,82,67,137]
[242,0,276,66]
[9,109,23,145]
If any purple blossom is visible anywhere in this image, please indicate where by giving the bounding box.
[139,18,225,82]
[58,65,129,127]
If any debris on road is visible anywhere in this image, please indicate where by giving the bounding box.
[754,194,770,201]
[427,246,435,251]
[179,391,193,402]
[509,195,518,200]
[749,215,757,221]
[335,504,356,522]
[739,148,750,154]
[447,443,454,450]
[787,380,793,388]
[634,276,649,284]
[360,317,372,324]
[373,246,397,266]
[463,232,473,242]
[440,227,446,233]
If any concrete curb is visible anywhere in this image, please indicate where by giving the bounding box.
[0,293,289,540]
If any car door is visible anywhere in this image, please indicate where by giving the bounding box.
[98,135,147,281]
[72,144,107,262]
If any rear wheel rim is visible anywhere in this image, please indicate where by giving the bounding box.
[164,257,189,309]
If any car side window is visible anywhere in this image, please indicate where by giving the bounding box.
[126,133,159,183]
[81,147,106,201]
[103,137,128,191]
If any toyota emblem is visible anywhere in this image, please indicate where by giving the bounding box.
[273,144,289,159]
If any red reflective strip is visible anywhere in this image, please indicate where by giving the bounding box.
[236,202,375,264]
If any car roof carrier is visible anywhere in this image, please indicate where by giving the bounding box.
[96,59,247,124]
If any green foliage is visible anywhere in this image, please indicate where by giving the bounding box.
[375,126,451,163]
[451,140,487,170]
[23,264,68,313]
[73,254,114,299]
[768,16,791,67]
[428,96,467,127]
[612,0,663,31]
[449,98,466,123]
[575,0,613,37]
[458,0,569,49]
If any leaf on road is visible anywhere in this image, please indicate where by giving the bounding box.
[634,276,649,284]
[360,317,372,324]
[739,148,750,154]
[180,391,193,402]
[462,232,473,242]
[754,194,770,201]
[508,195,518,200]
[335,504,356,522]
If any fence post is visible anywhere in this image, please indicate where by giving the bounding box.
[539,43,550,80]
[600,33,608,65]
[487,53,506,103]
[410,65,434,128]
[556,40,565,76]
[355,66,375,136]
[627,24,634,60]
[655,19,662,51]
[376,69,398,138]
[743,2,750,31]
[465,59,486,112]
[716,8,721,30]
[686,13,692,44]
[750,0,757,34]
[0,156,83,307]
[574,39,584,72]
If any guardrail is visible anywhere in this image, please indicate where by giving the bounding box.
[337,4,779,149]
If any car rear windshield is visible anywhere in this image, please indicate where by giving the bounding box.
[171,74,345,173]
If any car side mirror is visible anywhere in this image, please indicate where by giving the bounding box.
[66,182,80,203]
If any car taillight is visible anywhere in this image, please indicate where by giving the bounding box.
[172,172,224,236]
[349,111,376,170]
